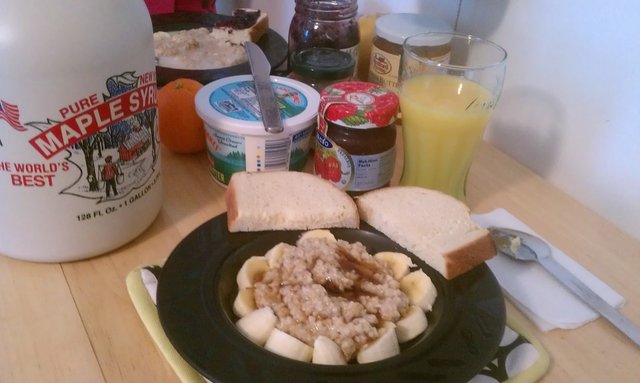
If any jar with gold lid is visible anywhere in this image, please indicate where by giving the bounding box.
[369,13,452,92]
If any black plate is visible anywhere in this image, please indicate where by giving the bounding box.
[157,214,505,383]
[151,12,288,86]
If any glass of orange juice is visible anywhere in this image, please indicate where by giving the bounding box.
[398,32,507,200]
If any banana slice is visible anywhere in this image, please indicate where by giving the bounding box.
[236,307,277,346]
[236,256,269,289]
[395,305,428,343]
[373,251,416,280]
[400,270,437,311]
[312,335,347,365]
[233,288,256,317]
[264,242,292,268]
[298,229,336,243]
[357,322,400,364]
[264,328,313,362]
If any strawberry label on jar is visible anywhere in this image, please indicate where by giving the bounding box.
[315,131,395,192]
[315,82,399,193]
[314,132,354,188]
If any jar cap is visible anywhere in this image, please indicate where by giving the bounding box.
[320,81,399,129]
[291,48,355,81]
[376,13,453,45]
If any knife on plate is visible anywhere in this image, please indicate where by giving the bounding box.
[243,41,284,134]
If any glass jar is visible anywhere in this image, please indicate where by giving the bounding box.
[314,81,399,196]
[289,48,355,92]
[369,13,452,92]
[288,0,360,67]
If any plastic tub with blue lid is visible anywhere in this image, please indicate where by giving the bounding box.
[195,75,320,186]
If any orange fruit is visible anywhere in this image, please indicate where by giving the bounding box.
[157,78,206,153]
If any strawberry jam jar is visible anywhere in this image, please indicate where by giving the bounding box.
[314,81,399,195]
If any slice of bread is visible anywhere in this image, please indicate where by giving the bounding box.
[210,8,269,45]
[356,186,495,279]
[225,171,359,232]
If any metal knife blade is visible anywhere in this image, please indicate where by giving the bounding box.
[537,256,640,347]
[243,41,284,134]
[491,226,640,348]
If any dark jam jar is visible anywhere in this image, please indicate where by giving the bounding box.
[288,0,360,67]
[315,82,399,195]
[289,47,355,92]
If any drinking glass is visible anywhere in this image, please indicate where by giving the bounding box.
[398,32,507,200]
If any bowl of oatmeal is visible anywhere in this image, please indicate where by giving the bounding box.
[157,214,505,382]
[151,12,287,86]
[233,229,438,364]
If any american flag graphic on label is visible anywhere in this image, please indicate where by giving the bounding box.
[0,99,26,131]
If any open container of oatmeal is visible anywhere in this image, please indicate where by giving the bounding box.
[151,12,288,86]
[195,75,320,186]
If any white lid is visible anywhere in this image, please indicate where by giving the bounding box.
[376,13,453,45]
[195,75,320,136]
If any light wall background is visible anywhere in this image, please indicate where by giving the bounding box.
[219,0,640,241]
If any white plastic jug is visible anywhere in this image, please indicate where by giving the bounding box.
[0,0,163,262]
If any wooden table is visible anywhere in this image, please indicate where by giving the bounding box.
[1,141,638,383]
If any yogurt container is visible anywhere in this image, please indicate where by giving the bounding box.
[195,75,320,186]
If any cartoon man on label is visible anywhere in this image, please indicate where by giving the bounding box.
[102,155,120,198]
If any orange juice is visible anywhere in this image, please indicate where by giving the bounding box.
[399,74,494,200]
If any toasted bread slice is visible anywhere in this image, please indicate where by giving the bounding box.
[356,186,495,279]
[225,171,359,232]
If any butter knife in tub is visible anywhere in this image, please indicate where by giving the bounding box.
[244,41,284,134]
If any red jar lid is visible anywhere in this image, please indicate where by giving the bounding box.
[320,81,399,129]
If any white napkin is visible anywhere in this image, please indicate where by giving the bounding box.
[472,208,625,331]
